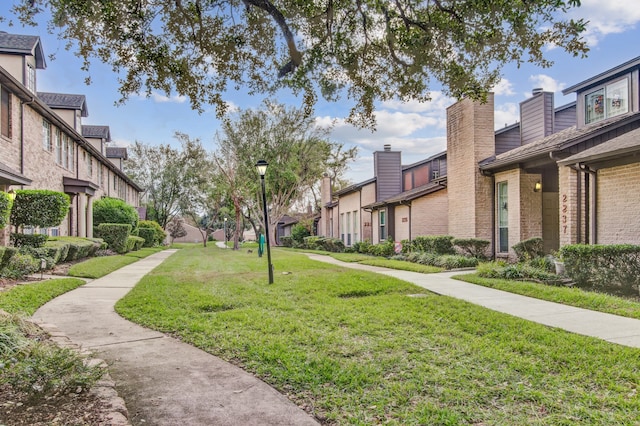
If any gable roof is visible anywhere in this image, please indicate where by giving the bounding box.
[106,147,128,160]
[37,92,89,117]
[559,126,640,166]
[480,111,640,171]
[563,56,640,94]
[364,179,446,209]
[82,125,111,141]
[0,32,46,69]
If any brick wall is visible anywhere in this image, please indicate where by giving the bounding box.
[597,163,640,244]
[446,94,495,244]
[394,204,410,241]
[558,165,579,246]
[411,188,449,237]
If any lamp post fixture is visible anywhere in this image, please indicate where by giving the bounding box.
[256,160,274,284]
[223,217,228,248]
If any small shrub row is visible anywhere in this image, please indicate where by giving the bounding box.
[402,235,456,255]
[10,233,48,248]
[477,260,563,285]
[560,244,640,296]
[301,236,345,252]
[513,237,544,262]
[401,251,479,270]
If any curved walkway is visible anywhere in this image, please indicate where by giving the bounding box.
[306,254,640,348]
[32,250,319,426]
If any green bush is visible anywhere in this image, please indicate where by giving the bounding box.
[95,223,132,254]
[93,197,139,229]
[10,233,48,248]
[0,252,40,279]
[10,190,70,228]
[435,254,479,269]
[409,235,455,255]
[512,237,544,261]
[560,244,640,296]
[367,239,395,257]
[19,246,62,269]
[291,224,310,244]
[352,240,372,254]
[477,261,563,285]
[279,236,294,248]
[302,236,345,252]
[138,220,166,245]
[127,236,145,252]
[0,246,17,269]
[452,238,491,259]
[138,227,156,247]
[0,191,13,229]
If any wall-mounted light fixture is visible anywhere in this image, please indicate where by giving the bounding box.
[534,181,542,192]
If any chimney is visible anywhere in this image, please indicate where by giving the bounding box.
[519,89,554,145]
[374,145,402,201]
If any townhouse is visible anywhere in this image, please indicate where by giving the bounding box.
[0,31,142,245]
[319,56,640,259]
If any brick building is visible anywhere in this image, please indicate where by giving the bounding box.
[319,56,640,259]
[0,31,142,245]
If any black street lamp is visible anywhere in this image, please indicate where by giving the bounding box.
[256,160,274,284]
[223,217,227,248]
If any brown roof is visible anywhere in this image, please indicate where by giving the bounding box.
[106,147,128,160]
[0,32,46,68]
[37,92,89,117]
[559,126,640,165]
[0,161,32,186]
[82,125,111,141]
[364,179,446,209]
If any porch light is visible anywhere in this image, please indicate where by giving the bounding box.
[7,189,15,201]
[534,181,542,192]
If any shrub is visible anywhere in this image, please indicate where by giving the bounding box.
[138,220,166,245]
[10,190,70,229]
[279,236,293,247]
[410,235,455,255]
[10,233,48,248]
[435,254,479,269]
[0,191,13,229]
[352,240,372,254]
[477,261,564,285]
[367,239,395,257]
[512,237,544,261]
[453,238,491,259]
[138,227,156,247]
[93,197,139,229]
[0,252,40,279]
[127,236,145,251]
[301,236,345,252]
[0,246,17,269]
[95,223,132,254]
[560,244,640,296]
[291,224,310,244]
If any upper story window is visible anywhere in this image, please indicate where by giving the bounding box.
[87,153,93,177]
[42,120,52,151]
[1,87,12,139]
[55,129,62,164]
[584,77,629,125]
[27,65,36,93]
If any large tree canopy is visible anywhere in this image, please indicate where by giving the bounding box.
[10,0,587,127]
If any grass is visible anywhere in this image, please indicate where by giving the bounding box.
[124,247,165,258]
[456,273,640,320]
[0,278,86,315]
[327,252,444,273]
[68,256,138,278]
[115,245,640,425]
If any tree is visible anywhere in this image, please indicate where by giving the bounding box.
[214,101,356,245]
[10,189,70,230]
[124,134,210,228]
[166,217,188,244]
[93,197,139,229]
[10,1,587,127]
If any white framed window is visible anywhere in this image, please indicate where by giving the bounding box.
[55,129,62,164]
[497,181,509,253]
[69,142,75,172]
[353,210,358,244]
[346,211,351,246]
[585,77,629,125]
[1,87,12,139]
[379,209,387,241]
[63,136,69,169]
[340,213,345,243]
[27,64,36,93]
[87,154,93,177]
[42,120,52,151]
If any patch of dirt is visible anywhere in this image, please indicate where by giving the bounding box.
[0,384,109,426]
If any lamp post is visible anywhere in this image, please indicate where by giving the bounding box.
[223,217,227,248]
[256,160,274,284]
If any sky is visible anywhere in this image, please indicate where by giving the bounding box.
[1,1,640,183]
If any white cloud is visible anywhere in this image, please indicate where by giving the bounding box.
[527,74,566,94]
[150,92,187,104]
[571,0,640,46]
[109,138,132,148]
[494,103,519,130]
[492,78,515,96]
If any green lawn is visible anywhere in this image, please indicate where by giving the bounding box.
[0,278,86,315]
[68,247,165,278]
[116,245,640,425]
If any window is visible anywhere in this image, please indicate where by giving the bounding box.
[63,136,69,169]
[42,120,52,151]
[1,87,11,138]
[27,65,36,93]
[585,78,629,124]
[497,182,509,253]
[353,210,358,244]
[87,154,93,177]
[98,164,103,186]
[346,211,351,246]
[55,129,62,164]
[69,142,74,172]
[379,210,387,241]
[340,213,345,243]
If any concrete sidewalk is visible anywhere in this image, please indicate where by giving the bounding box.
[32,250,319,426]
[306,254,640,348]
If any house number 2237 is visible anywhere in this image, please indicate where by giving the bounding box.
[561,194,568,234]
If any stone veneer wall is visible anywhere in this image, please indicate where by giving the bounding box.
[446,95,495,246]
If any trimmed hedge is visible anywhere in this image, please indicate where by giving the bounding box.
[513,237,544,261]
[452,238,490,259]
[403,235,455,255]
[0,246,17,269]
[279,236,293,248]
[93,197,139,229]
[96,223,132,254]
[0,191,12,229]
[138,220,166,245]
[138,227,156,247]
[302,236,345,252]
[10,233,48,248]
[10,189,70,228]
[127,236,145,252]
[560,244,640,296]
